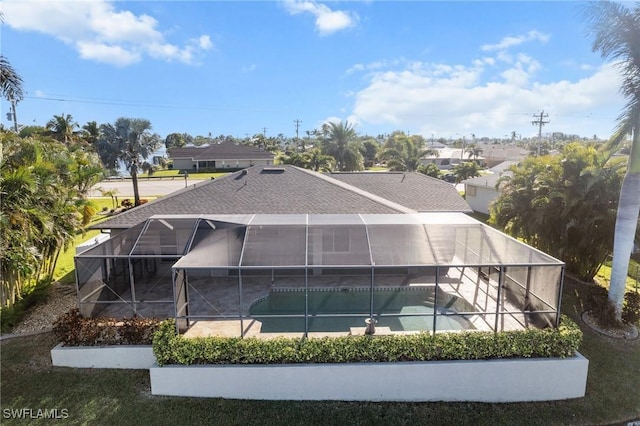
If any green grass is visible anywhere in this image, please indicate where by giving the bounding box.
[595,259,640,294]
[1,278,638,425]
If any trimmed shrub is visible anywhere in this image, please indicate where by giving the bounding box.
[152,316,583,367]
[53,309,161,346]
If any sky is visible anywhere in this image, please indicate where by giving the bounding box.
[0,0,633,141]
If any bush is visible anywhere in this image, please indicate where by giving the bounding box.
[53,309,161,346]
[152,316,583,367]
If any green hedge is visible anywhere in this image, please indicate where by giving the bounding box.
[152,316,582,367]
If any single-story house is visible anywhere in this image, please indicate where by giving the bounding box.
[421,148,485,170]
[76,165,564,337]
[461,161,516,215]
[476,145,528,168]
[168,142,274,172]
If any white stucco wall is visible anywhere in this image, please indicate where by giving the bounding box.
[51,344,155,369]
[464,185,500,215]
[150,354,589,402]
[172,158,273,171]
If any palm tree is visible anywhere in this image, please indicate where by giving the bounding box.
[303,148,335,172]
[99,118,162,206]
[46,114,80,145]
[584,1,640,320]
[0,56,23,104]
[465,144,483,161]
[0,12,23,106]
[82,121,100,146]
[380,133,434,172]
[321,121,364,171]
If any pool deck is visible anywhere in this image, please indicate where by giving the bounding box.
[94,265,542,337]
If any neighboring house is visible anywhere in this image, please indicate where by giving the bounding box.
[476,144,527,168]
[461,161,516,215]
[421,147,465,170]
[168,142,274,172]
[421,147,485,169]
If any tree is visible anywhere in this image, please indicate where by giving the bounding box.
[380,132,433,172]
[452,161,481,183]
[0,56,23,105]
[46,114,80,145]
[320,121,364,171]
[1,132,101,308]
[245,134,280,153]
[276,147,335,172]
[417,163,441,178]
[465,144,483,161]
[303,148,335,172]
[490,143,624,282]
[584,1,640,319]
[361,138,380,168]
[98,118,161,206]
[81,121,100,146]
[165,132,187,149]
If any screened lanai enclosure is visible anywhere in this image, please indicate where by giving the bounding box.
[75,213,565,337]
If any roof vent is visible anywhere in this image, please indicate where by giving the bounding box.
[261,167,285,174]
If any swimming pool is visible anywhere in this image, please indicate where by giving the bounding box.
[249,288,474,333]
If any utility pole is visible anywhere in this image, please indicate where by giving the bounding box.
[293,119,302,140]
[262,127,267,137]
[531,111,549,156]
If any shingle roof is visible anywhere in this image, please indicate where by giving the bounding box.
[328,172,472,213]
[94,166,471,230]
[168,142,274,160]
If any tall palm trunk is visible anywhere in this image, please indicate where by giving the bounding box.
[131,163,141,206]
[608,123,640,319]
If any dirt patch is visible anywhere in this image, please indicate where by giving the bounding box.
[581,310,638,340]
[10,283,77,334]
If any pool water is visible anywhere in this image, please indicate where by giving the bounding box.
[249,288,474,333]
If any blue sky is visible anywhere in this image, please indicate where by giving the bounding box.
[0,1,631,141]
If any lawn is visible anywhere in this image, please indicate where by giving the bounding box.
[1,278,638,426]
[54,197,157,284]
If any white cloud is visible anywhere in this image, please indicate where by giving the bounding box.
[77,41,141,66]
[284,1,357,35]
[350,60,623,138]
[2,0,213,66]
[481,30,550,52]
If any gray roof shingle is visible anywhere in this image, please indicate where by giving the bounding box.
[328,172,472,213]
[94,166,471,229]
